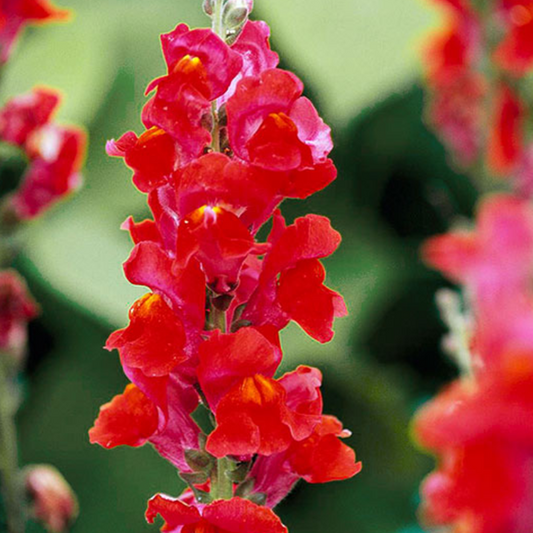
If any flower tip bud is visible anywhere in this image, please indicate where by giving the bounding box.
[224,6,249,29]
[25,465,78,533]
[202,0,214,16]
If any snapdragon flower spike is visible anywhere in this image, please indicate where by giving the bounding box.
[146,495,288,533]
[0,88,86,220]
[96,4,358,528]
[414,352,533,533]
[0,0,68,63]
[423,0,533,179]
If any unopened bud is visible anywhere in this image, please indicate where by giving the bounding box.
[202,0,214,16]
[223,6,248,29]
[25,465,78,533]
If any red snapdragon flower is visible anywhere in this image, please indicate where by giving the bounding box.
[89,377,201,472]
[146,494,287,533]
[0,0,68,62]
[243,212,347,343]
[0,88,86,220]
[249,412,362,506]
[0,87,59,146]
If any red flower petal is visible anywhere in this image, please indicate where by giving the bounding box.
[106,293,187,377]
[146,494,200,531]
[89,384,158,449]
[198,327,281,409]
[204,498,288,533]
[278,259,347,343]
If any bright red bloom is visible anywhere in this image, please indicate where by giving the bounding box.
[244,213,347,343]
[0,0,68,62]
[146,495,288,533]
[197,327,281,409]
[227,69,332,172]
[0,87,59,146]
[89,378,201,472]
[173,153,336,234]
[25,465,78,533]
[286,415,361,483]
[206,366,323,458]
[106,293,187,378]
[251,415,361,507]
[106,128,177,193]
[123,242,206,341]
[143,24,242,162]
[488,84,525,175]
[415,353,533,533]
[0,269,38,360]
[89,384,159,449]
[175,205,268,294]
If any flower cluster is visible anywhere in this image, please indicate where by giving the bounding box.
[0,3,83,532]
[0,87,86,221]
[89,1,361,530]
[415,194,533,532]
[423,0,533,192]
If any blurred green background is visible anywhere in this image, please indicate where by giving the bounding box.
[1,0,480,531]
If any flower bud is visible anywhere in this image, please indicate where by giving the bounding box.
[202,0,214,16]
[25,465,78,533]
[223,6,248,29]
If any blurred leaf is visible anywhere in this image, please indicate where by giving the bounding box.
[258,0,437,124]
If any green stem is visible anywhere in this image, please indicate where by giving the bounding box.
[211,0,226,40]
[0,361,25,533]
[212,457,233,500]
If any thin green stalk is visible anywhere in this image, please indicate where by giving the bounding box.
[211,0,226,41]
[211,456,233,500]
[0,361,25,533]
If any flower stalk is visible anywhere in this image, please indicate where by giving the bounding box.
[0,358,25,533]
